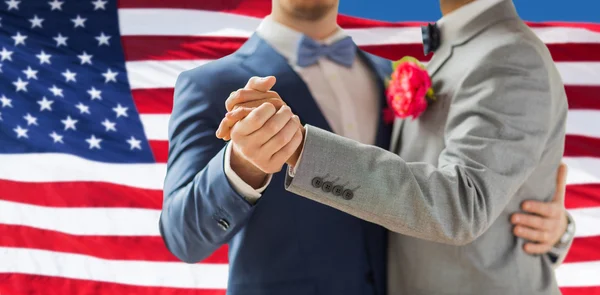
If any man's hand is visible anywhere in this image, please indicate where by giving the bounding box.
[511,163,569,254]
[217,76,305,167]
[229,102,303,174]
[226,76,286,112]
[216,76,286,140]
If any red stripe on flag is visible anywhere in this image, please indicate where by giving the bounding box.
[0,165,594,211]
[561,287,600,295]
[122,36,244,62]
[118,0,272,18]
[0,180,162,209]
[150,140,169,163]
[565,135,600,158]
[0,274,594,295]
[0,274,227,295]
[525,22,600,32]
[130,85,599,115]
[0,225,228,263]
[564,236,600,263]
[122,35,600,62]
[566,184,600,210]
[566,86,600,110]
[545,43,600,62]
[132,88,174,114]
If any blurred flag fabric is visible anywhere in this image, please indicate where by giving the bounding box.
[0,0,599,294]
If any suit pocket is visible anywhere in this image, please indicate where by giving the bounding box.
[227,280,318,295]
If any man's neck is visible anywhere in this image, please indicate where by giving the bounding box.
[440,0,476,16]
[270,11,339,41]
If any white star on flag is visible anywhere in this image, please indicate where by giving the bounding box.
[91,0,107,10]
[36,50,52,64]
[23,66,38,79]
[0,95,12,107]
[13,77,28,92]
[12,31,27,46]
[23,113,38,126]
[53,33,68,47]
[112,104,129,118]
[101,119,117,132]
[6,0,20,10]
[62,69,77,82]
[87,87,102,100]
[49,131,64,143]
[29,15,44,28]
[75,102,91,114]
[96,32,111,46]
[48,85,64,97]
[78,51,93,65]
[0,47,13,61]
[127,136,142,150]
[71,15,87,28]
[61,116,78,131]
[102,69,118,83]
[48,0,64,10]
[37,97,53,111]
[86,135,102,149]
[14,125,28,138]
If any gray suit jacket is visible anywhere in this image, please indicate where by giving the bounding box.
[285,1,568,294]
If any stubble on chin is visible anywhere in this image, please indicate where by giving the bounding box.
[283,2,335,21]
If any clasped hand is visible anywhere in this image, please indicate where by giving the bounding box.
[215,77,570,255]
[216,76,304,174]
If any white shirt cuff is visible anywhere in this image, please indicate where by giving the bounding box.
[224,143,271,204]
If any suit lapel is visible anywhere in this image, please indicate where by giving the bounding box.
[389,119,404,154]
[358,51,393,149]
[427,45,453,79]
[389,35,453,154]
[238,34,332,132]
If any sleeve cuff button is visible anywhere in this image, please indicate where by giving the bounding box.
[342,189,354,200]
[217,219,230,231]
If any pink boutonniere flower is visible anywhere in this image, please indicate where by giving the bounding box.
[383,56,436,123]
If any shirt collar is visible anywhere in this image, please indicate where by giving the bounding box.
[255,16,348,65]
[437,0,505,44]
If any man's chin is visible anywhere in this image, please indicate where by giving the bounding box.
[285,3,335,21]
[291,9,331,21]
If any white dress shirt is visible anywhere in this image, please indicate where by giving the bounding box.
[224,16,381,203]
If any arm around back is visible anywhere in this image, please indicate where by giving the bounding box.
[286,42,563,245]
[159,66,256,263]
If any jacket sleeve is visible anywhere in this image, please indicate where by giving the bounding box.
[159,69,255,263]
[285,43,566,246]
[549,212,576,268]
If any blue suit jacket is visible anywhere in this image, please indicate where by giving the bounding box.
[159,34,393,295]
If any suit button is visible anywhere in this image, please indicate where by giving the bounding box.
[322,182,333,193]
[311,177,323,188]
[342,189,354,200]
[332,185,344,196]
[217,219,230,231]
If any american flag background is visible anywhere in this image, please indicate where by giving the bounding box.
[0,0,599,294]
